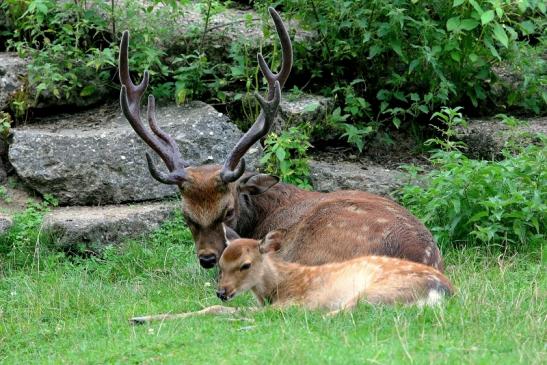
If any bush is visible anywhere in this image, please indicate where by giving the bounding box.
[261,125,313,189]
[277,0,546,142]
[397,139,546,249]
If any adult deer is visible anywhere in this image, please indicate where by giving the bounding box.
[118,8,443,270]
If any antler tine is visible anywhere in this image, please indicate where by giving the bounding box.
[220,8,292,183]
[119,31,189,185]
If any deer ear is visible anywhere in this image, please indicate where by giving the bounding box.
[239,174,279,195]
[259,229,287,254]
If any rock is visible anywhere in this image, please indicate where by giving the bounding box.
[309,160,406,196]
[0,53,27,111]
[43,201,180,247]
[9,101,261,205]
[0,214,12,234]
[141,5,314,63]
[456,117,547,159]
[236,92,333,135]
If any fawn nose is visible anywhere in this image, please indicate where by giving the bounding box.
[199,254,217,269]
[216,288,228,301]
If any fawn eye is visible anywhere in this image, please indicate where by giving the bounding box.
[240,263,251,271]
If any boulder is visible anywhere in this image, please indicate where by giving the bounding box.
[456,116,547,159]
[240,92,333,134]
[43,201,180,247]
[0,214,12,235]
[309,160,406,196]
[0,53,27,111]
[9,101,261,205]
[114,4,313,63]
[279,93,332,128]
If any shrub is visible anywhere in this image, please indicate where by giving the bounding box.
[277,0,546,139]
[397,139,546,249]
[261,125,313,189]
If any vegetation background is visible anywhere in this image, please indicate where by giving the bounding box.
[0,0,545,363]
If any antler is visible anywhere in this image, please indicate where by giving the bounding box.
[220,7,293,183]
[119,31,189,185]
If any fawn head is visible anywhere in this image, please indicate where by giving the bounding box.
[217,230,284,301]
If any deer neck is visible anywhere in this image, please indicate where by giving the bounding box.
[251,255,308,305]
[237,182,309,237]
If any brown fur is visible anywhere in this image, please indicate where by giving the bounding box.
[218,235,453,311]
[177,165,443,271]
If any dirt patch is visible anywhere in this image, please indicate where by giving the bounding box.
[0,178,42,217]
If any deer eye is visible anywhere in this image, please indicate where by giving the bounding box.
[225,208,235,220]
[240,263,251,271]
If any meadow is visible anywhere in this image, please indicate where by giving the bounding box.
[1,213,544,364]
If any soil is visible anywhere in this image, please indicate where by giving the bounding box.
[310,129,431,170]
[0,177,42,217]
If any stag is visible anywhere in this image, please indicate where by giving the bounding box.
[119,8,443,270]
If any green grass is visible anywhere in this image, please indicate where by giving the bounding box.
[0,214,545,364]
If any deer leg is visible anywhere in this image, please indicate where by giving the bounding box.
[129,305,242,325]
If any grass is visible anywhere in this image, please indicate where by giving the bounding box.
[0,213,545,364]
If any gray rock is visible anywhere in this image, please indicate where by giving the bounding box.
[0,214,12,234]
[0,53,27,111]
[9,101,261,205]
[279,93,332,128]
[127,5,313,63]
[43,201,180,247]
[238,92,333,136]
[309,160,406,196]
[456,117,547,159]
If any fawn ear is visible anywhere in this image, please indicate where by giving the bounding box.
[239,174,279,195]
[259,229,287,254]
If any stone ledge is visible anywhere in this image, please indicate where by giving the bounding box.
[43,201,181,247]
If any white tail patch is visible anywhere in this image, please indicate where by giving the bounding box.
[416,289,444,308]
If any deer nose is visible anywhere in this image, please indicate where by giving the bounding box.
[216,288,228,301]
[199,254,217,269]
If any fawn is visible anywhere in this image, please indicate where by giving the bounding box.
[217,230,453,312]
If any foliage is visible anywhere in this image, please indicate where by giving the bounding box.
[2,0,113,106]
[398,137,546,248]
[0,111,12,140]
[279,0,546,134]
[0,195,58,270]
[261,125,313,189]
[425,106,469,152]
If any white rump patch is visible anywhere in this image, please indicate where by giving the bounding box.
[416,289,443,307]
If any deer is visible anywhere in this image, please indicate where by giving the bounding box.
[118,7,443,272]
[216,231,454,312]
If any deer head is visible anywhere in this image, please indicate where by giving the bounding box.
[217,230,285,301]
[119,8,292,268]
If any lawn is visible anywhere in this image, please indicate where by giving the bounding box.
[1,213,544,364]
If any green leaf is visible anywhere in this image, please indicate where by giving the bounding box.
[519,20,535,35]
[468,0,484,14]
[453,0,465,6]
[446,17,460,31]
[303,103,319,113]
[390,40,403,57]
[481,10,495,25]
[461,19,479,31]
[80,85,96,97]
[492,24,509,47]
[495,7,504,18]
[275,147,287,162]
